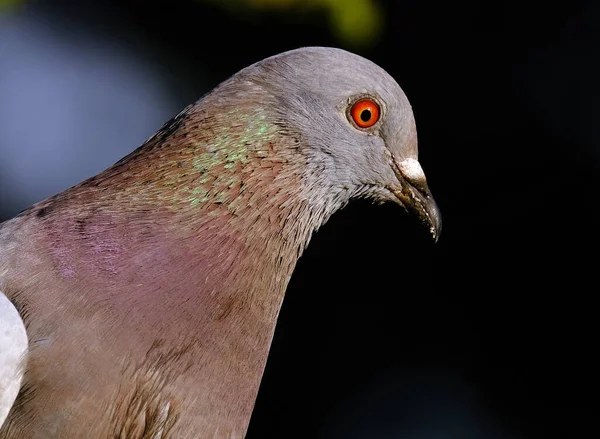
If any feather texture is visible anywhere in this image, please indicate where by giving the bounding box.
[0,47,440,438]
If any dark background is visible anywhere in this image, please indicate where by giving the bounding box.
[1,0,597,437]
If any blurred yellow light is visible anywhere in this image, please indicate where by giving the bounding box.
[210,0,383,47]
[0,0,25,10]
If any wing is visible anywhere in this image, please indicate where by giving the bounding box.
[0,291,28,429]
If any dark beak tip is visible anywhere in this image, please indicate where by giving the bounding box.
[430,202,442,243]
[432,226,441,243]
[391,187,442,243]
[419,193,442,244]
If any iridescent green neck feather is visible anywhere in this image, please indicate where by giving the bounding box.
[29,78,330,326]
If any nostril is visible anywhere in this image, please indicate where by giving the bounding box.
[396,158,426,185]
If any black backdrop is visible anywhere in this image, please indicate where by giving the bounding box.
[0,1,597,437]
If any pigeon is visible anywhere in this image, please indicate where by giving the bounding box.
[0,47,441,438]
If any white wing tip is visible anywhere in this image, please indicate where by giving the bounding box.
[0,292,28,428]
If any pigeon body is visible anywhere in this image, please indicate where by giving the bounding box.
[0,47,440,438]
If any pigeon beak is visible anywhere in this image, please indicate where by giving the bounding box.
[390,157,442,242]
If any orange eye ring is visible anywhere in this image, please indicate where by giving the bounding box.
[350,99,380,128]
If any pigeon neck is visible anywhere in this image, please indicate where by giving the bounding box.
[69,103,336,330]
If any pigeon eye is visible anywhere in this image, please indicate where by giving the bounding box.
[350,99,380,128]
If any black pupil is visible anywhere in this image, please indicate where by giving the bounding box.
[360,109,372,122]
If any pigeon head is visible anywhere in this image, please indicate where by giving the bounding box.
[80,47,440,248]
[242,47,442,241]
